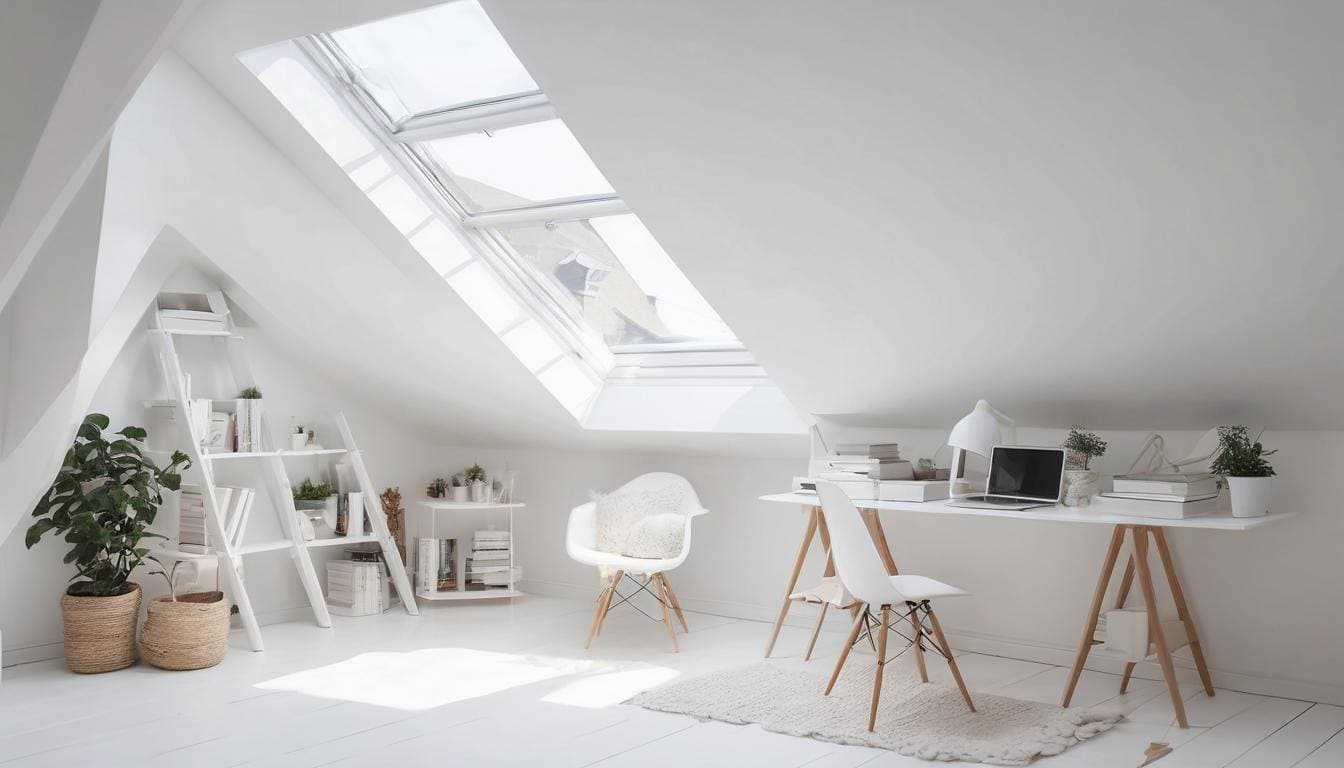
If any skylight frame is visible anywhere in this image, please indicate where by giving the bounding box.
[299,23,759,376]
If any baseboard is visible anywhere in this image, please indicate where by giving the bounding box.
[1,605,319,669]
[517,578,1344,707]
[0,641,64,668]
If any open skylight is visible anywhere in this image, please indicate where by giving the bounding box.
[242,1,803,433]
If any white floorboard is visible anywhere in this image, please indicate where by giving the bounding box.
[0,595,1338,768]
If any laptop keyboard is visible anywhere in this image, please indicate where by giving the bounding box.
[968,495,1032,505]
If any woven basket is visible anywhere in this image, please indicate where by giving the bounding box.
[59,583,142,674]
[139,591,231,671]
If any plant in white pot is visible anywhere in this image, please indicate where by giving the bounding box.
[1061,427,1107,506]
[1209,425,1276,517]
[26,413,190,673]
[450,473,467,502]
[465,463,488,502]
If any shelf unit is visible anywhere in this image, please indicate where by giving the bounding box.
[146,305,418,651]
[413,500,524,601]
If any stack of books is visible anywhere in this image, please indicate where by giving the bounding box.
[1100,473,1220,519]
[178,484,256,553]
[466,530,516,590]
[867,443,914,480]
[327,558,386,616]
[415,537,457,594]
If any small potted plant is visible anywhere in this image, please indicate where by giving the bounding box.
[290,424,307,451]
[292,478,336,532]
[1210,425,1276,517]
[26,413,190,673]
[465,464,488,502]
[1061,427,1107,506]
[236,386,263,452]
[426,477,447,499]
[450,473,467,502]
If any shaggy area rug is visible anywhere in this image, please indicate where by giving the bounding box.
[629,661,1123,766]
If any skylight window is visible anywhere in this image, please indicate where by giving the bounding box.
[329,0,539,121]
[243,1,803,433]
[416,120,615,212]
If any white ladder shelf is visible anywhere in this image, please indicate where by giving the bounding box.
[150,318,418,651]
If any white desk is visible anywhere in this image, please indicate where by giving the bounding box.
[760,491,1293,728]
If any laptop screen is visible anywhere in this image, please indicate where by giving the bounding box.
[987,447,1065,500]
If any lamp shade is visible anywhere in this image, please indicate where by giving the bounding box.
[947,399,1014,458]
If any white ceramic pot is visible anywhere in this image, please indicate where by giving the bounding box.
[470,481,487,503]
[1227,476,1271,517]
[290,433,307,450]
[451,486,468,502]
[1062,470,1099,507]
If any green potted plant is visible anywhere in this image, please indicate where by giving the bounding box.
[236,386,263,452]
[1061,427,1107,505]
[465,463,488,503]
[1210,425,1275,517]
[450,473,467,502]
[26,413,190,673]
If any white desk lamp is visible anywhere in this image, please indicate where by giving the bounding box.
[946,400,1016,499]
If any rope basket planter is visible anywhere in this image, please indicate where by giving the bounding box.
[139,590,231,671]
[59,583,142,674]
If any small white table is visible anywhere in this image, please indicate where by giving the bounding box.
[413,500,525,601]
[760,491,1293,728]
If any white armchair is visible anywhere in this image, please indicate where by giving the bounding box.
[568,472,708,652]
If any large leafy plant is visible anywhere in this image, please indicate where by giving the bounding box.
[26,414,190,597]
[1209,425,1276,478]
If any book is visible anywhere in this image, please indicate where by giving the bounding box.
[416,538,438,593]
[437,538,457,591]
[1104,491,1220,504]
[203,412,231,453]
[868,443,902,459]
[1112,474,1218,497]
[1097,493,1220,519]
[825,478,950,503]
[868,460,914,480]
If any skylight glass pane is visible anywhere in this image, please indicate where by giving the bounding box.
[417,120,615,213]
[331,1,538,122]
[500,214,736,347]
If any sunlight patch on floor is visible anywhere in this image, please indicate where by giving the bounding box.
[254,647,678,711]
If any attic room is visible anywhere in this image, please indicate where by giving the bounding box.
[1,1,1340,766]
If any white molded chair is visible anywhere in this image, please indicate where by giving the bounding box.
[568,473,708,652]
[815,481,975,731]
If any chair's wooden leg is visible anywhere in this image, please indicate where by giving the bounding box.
[766,507,820,657]
[907,601,929,683]
[658,573,690,633]
[1062,524,1126,708]
[1153,528,1214,697]
[585,574,617,649]
[594,570,624,638]
[827,603,868,695]
[653,573,680,653]
[1132,526,1188,728]
[869,605,892,731]
[804,601,829,661]
[1120,662,1137,693]
[925,604,975,712]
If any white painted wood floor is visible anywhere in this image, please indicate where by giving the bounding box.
[2,595,1342,768]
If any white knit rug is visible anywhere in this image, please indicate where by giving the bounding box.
[629,661,1123,766]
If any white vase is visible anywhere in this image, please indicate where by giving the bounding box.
[1062,470,1099,507]
[1227,476,1271,517]
[451,486,468,502]
[470,481,487,503]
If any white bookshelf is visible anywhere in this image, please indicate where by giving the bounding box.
[412,500,524,601]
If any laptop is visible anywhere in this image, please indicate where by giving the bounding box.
[947,446,1065,510]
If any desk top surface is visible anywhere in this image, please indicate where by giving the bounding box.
[759,492,1294,531]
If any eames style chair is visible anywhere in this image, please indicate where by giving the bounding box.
[814,480,976,731]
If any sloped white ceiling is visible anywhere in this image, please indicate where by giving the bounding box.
[176,0,1344,433]
[480,0,1344,429]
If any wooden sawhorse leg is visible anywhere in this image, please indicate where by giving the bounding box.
[765,504,907,659]
[1061,524,1214,728]
[765,506,821,657]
